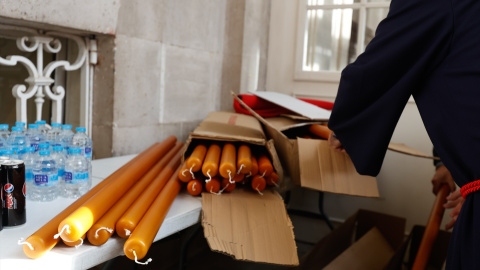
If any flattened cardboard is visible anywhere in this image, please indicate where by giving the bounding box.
[251,91,331,121]
[201,189,299,266]
[232,92,378,197]
[191,111,266,145]
[388,142,439,160]
[324,227,395,270]
[296,209,406,270]
[298,138,379,197]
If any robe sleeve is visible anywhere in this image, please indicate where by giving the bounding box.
[328,0,452,176]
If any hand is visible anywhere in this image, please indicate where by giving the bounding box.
[328,132,346,152]
[431,165,456,194]
[444,190,464,230]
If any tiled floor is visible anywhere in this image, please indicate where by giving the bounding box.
[89,210,338,270]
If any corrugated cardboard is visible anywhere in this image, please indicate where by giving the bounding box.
[232,92,379,197]
[324,227,394,270]
[202,188,299,266]
[184,111,296,265]
[297,209,406,270]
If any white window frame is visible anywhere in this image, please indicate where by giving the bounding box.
[294,0,390,82]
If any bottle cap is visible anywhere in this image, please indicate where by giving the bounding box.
[51,123,61,128]
[62,124,72,130]
[15,122,26,127]
[0,124,9,129]
[38,142,49,149]
[53,145,64,151]
[11,126,22,132]
[28,124,39,129]
[36,120,46,125]
[76,127,87,132]
[39,150,50,156]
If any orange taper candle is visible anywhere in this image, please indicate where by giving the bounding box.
[251,175,267,194]
[221,178,236,193]
[236,144,252,174]
[266,171,279,187]
[202,143,221,179]
[177,162,192,183]
[87,143,183,246]
[186,144,207,172]
[308,124,332,140]
[205,176,221,194]
[115,148,182,238]
[62,233,86,247]
[21,142,160,259]
[187,179,203,196]
[123,166,183,263]
[219,143,236,181]
[257,154,273,177]
[57,136,177,242]
[250,156,259,177]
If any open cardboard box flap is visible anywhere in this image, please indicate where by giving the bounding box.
[232,92,379,197]
[202,188,299,266]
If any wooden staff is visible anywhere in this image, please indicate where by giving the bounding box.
[412,184,450,270]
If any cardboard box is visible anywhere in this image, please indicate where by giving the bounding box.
[233,92,379,197]
[296,209,407,270]
[184,111,298,266]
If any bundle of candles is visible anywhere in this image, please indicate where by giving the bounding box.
[20,136,185,265]
[178,142,279,196]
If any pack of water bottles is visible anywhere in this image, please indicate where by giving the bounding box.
[0,121,93,201]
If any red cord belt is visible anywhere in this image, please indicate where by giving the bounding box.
[461,179,480,198]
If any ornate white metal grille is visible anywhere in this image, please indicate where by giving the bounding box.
[0,25,93,128]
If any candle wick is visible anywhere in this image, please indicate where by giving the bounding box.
[189,165,195,179]
[125,229,131,236]
[54,224,71,239]
[205,170,212,183]
[256,185,264,196]
[261,171,266,178]
[210,186,222,196]
[228,170,235,184]
[236,164,244,175]
[132,250,152,265]
[192,182,197,192]
[18,238,34,250]
[74,237,84,248]
[181,169,189,177]
[220,182,229,193]
[95,227,114,238]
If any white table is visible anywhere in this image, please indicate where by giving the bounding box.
[0,155,202,270]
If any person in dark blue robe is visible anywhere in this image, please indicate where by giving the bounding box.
[327,0,480,268]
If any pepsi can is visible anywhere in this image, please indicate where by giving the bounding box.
[1,160,26,227]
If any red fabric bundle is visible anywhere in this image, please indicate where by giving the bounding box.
[233,94,334,118]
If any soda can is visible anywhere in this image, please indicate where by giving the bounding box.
[1,159,26,227]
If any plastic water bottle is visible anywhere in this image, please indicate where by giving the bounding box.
[6,126,30,158]
[31,150,59,201]
[51,145,66,193]
[58,124,74,155]
[71,127,93,160]
[36,120,49,134]
[46,122,62,149]
[26,124,46,152]
[0,149,14,159]
[0,124,10,140]
[0,136,6,151]
[22,146,36,199]
[62,147,90,198]
[15,121,26,131]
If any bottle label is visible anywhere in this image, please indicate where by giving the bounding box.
[85,147,92,158]
[64,170,88,184]
[31,143,39,151]
[34,174,58,187]
[58,168,65,178]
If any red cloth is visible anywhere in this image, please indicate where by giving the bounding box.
[233,94,333,118]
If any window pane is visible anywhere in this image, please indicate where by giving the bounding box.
[364,7,389,47]
[303,8,359,72]
[307,0,360,6]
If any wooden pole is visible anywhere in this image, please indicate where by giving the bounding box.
[412,184,450,270]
